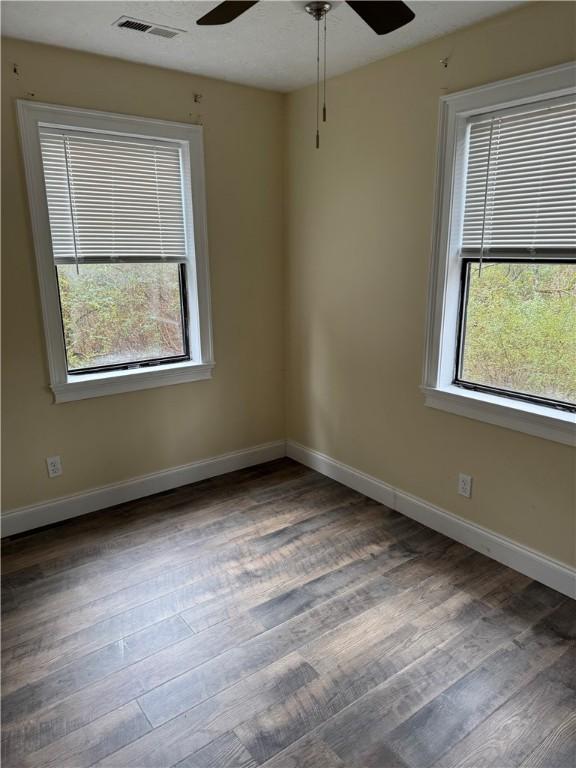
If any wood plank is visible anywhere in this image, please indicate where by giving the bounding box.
[301,550,504,672]
[1,614,265,758]
[318,587,568,767]
[304,572,504,679]
[259,735,346,768]
[232,566,527,764]
[234,674,358,763]
[2,580,212,690]
[2,615,191,722]
[519,712,576,768]
[429,666,576,768]
[378,611,572,768]
[94,653,318,767]
[1,488,378,625]
[248,543,415,630]
[174,732,258,768]
[180,513,409,632]
[138,568,401,727]
[1,480,354,639]
[2,495,406,692]
[5,701,150,768]
[2,526,381,694]
[1,462,317,578]
[229,561,522,762]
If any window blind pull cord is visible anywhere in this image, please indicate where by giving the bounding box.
[153,146,165,260]
[478,118,495,277]
[323,12,327,123]
[530,157,545,255]
[316,15,320,148]
[63,136,80,275]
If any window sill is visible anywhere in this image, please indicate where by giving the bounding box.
[52,361,214,403]
[422,385,576,447]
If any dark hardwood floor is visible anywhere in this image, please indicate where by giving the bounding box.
[1,458,575,768]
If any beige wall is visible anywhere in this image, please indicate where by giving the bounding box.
[2,38,285,510]
[286,2,576,566]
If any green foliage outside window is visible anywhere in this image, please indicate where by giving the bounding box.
[461,262,576,406]
[57,263,186,371]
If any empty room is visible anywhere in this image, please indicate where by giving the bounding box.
[1,1,575,766]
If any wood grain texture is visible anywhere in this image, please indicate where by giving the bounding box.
[14,702,150,768]
[430,671,576,768]
[2,459,574,768]
[519,712,576,768]
[174,732,258,768]
[257,734,346,768]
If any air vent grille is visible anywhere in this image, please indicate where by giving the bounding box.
[117,19,152,32]
[147,27,179,39]
[113,16,183,39]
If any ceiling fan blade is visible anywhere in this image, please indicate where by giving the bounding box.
[196,1,259,26]
[346,1,415,35]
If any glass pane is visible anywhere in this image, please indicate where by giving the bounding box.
[57,263,187,372]
[460,262,576,406]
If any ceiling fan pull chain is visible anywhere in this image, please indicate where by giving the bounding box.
[323,12,327,123]
[316,14,320,148]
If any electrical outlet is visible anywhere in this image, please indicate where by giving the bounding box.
[46,455,63,478]
[458,473,472,498]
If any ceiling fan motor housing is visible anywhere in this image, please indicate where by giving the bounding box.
[305,2,332,21]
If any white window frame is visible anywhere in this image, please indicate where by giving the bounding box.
[422,63,576,447]
[18,101,214,403]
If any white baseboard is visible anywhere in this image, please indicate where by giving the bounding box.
[286,440,576,599]
[1,441,286,538]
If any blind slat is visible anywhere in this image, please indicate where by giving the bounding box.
[462,98,576,252]
[39,130,188,263]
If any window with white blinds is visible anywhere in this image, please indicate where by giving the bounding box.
[424,64,576,440]
[18,101,213,400]
[39,130,188,264]
[462,98,576,254]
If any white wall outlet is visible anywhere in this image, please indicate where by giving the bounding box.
[458,473,472,498]
[46,455,63,478]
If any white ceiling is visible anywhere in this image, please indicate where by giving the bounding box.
[2,1,524,92]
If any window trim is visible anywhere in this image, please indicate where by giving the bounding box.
[423,63,576,447]
[17,100,214,403]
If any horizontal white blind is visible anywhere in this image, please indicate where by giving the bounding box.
[39,129,188,263]
[462,99,576,253]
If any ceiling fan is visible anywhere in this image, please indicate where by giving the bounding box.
[197,2,416,148]
[196,1,415,36]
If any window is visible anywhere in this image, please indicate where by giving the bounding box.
[57,263,189,372]
[457,260,575,408]
[18,102,213,402]
[423,64,576,446]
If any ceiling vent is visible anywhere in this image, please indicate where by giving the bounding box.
[113,16,183,39]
